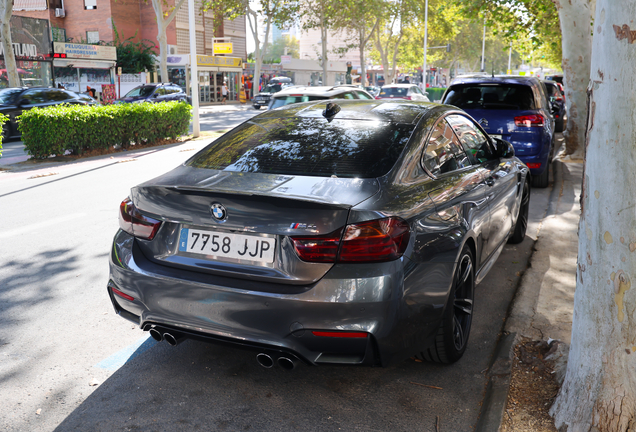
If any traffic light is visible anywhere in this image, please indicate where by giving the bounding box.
[446,43,451,52]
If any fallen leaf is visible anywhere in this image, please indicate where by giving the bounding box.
[89,378,100,386]
[36,409,41,415]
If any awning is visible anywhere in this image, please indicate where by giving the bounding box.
[13,0,47,10]
[54,59,116,69]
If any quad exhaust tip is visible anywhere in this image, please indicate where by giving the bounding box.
[277,357,297,371]
[256,353,274,368]
[163,332,184,346]
[149,328,163,342]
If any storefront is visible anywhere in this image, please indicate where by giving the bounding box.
[52,42,116,98]
[0,16,53,88]
[157,54,190,92]
[195,55,243,104]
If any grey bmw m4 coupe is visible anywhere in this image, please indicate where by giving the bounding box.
[108,100,530,369]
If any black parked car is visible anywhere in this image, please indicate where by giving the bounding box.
[252,77,293,109]
[114,83,191,105]
[0,87,99,140]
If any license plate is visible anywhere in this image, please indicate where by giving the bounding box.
[178,228,276,263]
[490,134,503,140]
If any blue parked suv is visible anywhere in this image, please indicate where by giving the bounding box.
[442,75,555,187]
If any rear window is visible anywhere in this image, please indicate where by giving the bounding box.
[270,95,326,109]
[188,117,415,178]
[379,87,408,97]
[544,84,559,97]
[443,84,536,110]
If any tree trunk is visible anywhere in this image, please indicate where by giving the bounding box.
[320,6,328,85]
[550,1,636,430]
[0,0,19,88]
[247,10,262,95]
[554,0,594,159]
[359,26,365,87]
[151,0,186,83]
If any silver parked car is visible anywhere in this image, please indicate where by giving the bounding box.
[108,100,530,368]
[268,85,374,110]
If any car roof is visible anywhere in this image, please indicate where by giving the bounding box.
[272,85,371,98]
[255,99,444,125]
[449,75,541,86]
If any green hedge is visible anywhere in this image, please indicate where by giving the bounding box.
[19,101,192,159]
[0,113,7,157]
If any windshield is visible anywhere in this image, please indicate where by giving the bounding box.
[124,86,155,98]
[379,87,408,97]
[261,84,284,94]
[443,84,536,110]
[188,117,415,178]
[0,88,22,104]
[270,95,327,109]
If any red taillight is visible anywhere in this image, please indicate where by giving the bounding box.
[119,197,162,240]
[312,331,368,338]
[290,229,342,263]
[339,218,410,262]
[526,163,541,169]
[514,114,545,127]
[290,217,410,264]
[554,95,563,101]
[375,96,381,99]
[402,96,412,100]
[112,287,135,302]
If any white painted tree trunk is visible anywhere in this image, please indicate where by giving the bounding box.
[553,0,594,158]
[550,1,636,430]
[0,0,19,88]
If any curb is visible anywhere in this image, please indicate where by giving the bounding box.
[475,160,563,432]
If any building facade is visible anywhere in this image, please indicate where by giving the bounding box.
[12,0,247,103]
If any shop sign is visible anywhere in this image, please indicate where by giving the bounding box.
[280,55,291,64]
[213,43,233,55]
[197,55,242,68]
[53,42,117,61]
[0,16,51,60]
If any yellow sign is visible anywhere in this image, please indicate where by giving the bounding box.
[213,43,233,55]
[196,55,243,68]
[117,67,122,75]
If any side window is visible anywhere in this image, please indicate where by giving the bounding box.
[170,86,182,94]
[446,114,495,164]
[343,92,355,99]
[47,89,71,101]
[21,89,48,104]
[154,87,166,96]
[422,120,466,176]
[355,91,373,100]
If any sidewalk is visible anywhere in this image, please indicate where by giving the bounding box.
[477,158,582,431]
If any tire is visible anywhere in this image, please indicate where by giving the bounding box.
[508,180,530,244]
[418,245,475,364]
[555,118,564,133]
[532,160,550,188]
[253,105,261,110]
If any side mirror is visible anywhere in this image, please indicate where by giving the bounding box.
[495,138,515,158]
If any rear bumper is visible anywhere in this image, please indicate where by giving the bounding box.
[252,99,269,107]
[108,230,444,366]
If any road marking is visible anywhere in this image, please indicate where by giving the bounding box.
[0,213,87,239]
[95,335,157,371]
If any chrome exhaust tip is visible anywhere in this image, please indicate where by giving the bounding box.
[163,332,184,346]
[149,328,163,342]
[277,356,297,371]
[256,353,274,368]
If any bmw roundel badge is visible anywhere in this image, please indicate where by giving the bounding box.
[210,203,227,221]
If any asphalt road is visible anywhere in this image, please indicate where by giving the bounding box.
[0,116,555,432]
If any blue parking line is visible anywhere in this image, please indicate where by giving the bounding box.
[95,335,157,371]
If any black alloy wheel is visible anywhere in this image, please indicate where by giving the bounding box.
[508,180,530,244]
[418,245,475,364]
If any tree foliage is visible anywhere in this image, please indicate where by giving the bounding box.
[112,24,156,73]
[263,35,300,63]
